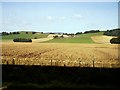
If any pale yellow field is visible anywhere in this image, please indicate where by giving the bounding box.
[91,35,116,44]
[1,41,120,68]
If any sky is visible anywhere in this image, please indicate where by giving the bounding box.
[1,2,118,33]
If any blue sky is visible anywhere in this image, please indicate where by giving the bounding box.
[2,2,118,33]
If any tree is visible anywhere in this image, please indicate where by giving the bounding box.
[32,32,36,34]
[53,35,58,38]
[104,28,120,36]
[75,32,82,35]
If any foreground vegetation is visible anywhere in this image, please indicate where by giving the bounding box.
[2,65,120,89]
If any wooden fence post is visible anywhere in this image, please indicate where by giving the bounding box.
[7,61,9,65]
[79,61,81,67]
[93,60,95,68]
[51,59,52,66]
[13,59,15,65]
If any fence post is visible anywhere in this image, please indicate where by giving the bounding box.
[93,60,94,68]
[13,59,15,65]
[7,61,9,65]
[79,61,81,67]
[51,59,52,66]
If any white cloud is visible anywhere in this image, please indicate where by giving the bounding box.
[46,16,53,20]
[59,16,66,20]
[74,14,82,19]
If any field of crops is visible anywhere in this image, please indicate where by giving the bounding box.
[2,42,120,68]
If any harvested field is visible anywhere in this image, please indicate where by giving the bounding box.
[1,42,119,68]
[91,35,116,44]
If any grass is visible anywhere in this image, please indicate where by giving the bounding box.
[44,32,104,43]
[2,31,48,40]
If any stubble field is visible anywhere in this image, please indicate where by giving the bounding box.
[1,42,120,68]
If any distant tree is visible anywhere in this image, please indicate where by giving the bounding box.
[60,35,64,38]
[75,32,82,35]
[53,35,58,38]
[13,32,17,34]
[9,32,12,35]
[32,32,36,34]
[16,32,20,34]
[49,32,55,34]
[2,32,9,35]
[41,32,43,34]
[63,33,68,35]
[84,30,100,34]
[104,28,120,36]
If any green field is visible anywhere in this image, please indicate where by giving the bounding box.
[44,32,104,43]
[2,31,48,40]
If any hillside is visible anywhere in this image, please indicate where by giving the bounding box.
[44,32,104,43]
[91,36,116,44]
[2,31,48,41]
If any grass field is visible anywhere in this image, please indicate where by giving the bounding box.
[2,31,48,40]
[44,32,104,43]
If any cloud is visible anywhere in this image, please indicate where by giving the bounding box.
[74,14,82,19]
[46,16,53,20]
[59,16,66,20]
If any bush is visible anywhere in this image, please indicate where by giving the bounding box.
[84,30,100,34]
[34,37,37,39]
[32,32,37,34]
[110,37,120,44]
[13,38,32,42]
[53,35,58,38]
[2,32,9,35]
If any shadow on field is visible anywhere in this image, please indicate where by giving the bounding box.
[2,65,120,89]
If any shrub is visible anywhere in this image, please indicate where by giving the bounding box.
[32,32,37,34]
[34,37,37,39]
[13,38,32,42]
[110,37,120,44]
[53,35,58,38]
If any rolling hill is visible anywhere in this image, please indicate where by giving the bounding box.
[43,32,104,43]
[2,31,49,41]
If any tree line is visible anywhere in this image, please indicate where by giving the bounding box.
[103,28,120,36]
[1,31,41,36]
[1,32,20,35]
[104,28,120,44]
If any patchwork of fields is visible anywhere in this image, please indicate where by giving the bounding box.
[2,42,119,67]
[1,32,120,68]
